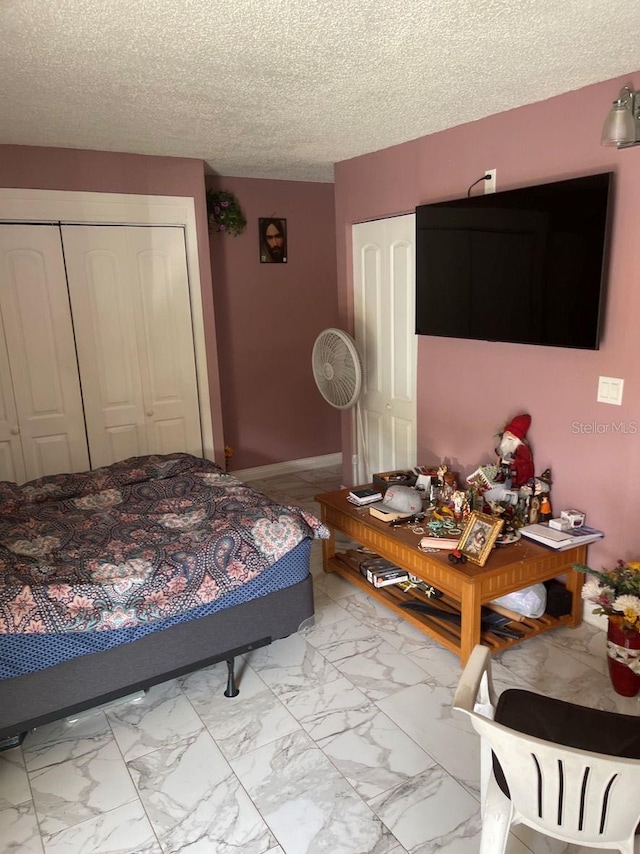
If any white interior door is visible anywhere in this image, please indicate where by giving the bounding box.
[352,214,416,481]
[62,225,202,469]
[0,225,90,481]
[0,329,25,483]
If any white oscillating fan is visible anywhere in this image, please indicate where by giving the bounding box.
[312,328,362,410]
[312,328,367,482]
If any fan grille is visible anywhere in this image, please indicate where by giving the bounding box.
[312,328,362,410]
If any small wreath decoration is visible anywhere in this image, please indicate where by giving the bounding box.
[206,190,247,237]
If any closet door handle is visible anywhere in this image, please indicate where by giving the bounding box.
[10,426,20,435]
[146,410,154,417]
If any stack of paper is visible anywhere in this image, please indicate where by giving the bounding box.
[520,523,603,550]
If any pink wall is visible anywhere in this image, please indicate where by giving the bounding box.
[335,72,640,571]
[0,145,226,467]
[207,175,340,470]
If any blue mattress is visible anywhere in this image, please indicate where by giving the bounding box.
[0,538,311,680]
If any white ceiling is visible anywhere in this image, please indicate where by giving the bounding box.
[1,0,638,183]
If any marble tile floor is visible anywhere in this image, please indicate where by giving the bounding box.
[1,464,638,854]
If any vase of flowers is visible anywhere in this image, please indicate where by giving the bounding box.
[206,190,247,236]
[575,559,640,696]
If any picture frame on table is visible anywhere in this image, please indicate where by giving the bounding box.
[458,511,504,566]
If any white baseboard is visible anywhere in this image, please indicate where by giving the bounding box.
[230,453,342,482]
[582,604,607,630]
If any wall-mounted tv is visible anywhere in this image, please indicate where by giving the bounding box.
[415,171,613,349]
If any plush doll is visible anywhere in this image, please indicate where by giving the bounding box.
[496,414,535,489]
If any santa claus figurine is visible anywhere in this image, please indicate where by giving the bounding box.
[496,414,534,489]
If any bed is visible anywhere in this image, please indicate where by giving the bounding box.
[0,452,328,745]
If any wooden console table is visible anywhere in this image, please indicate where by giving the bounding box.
[315,488,586,665]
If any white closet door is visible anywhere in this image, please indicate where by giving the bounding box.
[0,330,25,483]
[352,215,417,481]
[0,225,90,482]
[62,225,202,469]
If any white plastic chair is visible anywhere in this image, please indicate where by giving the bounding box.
[453,645,640,854]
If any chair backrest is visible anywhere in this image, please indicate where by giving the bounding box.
[468,710,640,847]
[453,645,640,849]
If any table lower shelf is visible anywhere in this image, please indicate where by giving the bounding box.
[327,552,575,658]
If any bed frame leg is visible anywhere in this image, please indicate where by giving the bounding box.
[0,732,26,752]
[224,658,239,698]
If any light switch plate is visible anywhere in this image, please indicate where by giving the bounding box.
[597,376,624,405]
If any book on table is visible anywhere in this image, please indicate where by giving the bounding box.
[368,503,412,522]
[347,486,383,506]
[520,522,604,550]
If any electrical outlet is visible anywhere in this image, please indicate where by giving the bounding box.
[484,168,497,194]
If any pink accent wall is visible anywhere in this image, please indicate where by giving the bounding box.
[0,145,226,467]
[207,175,340,471]
[335,72,640,570]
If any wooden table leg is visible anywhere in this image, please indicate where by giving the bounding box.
[460,582,482,666]
[321,525,336,573]
[564,547,586,627]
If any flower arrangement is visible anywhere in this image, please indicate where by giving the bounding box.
[206,190,246,237]
[575,560,640,631]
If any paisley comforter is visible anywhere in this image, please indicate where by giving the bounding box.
[0,453,328,635]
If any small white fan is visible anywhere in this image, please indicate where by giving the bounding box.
[312,328,362,410]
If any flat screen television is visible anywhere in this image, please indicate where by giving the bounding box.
[415,171,614,349]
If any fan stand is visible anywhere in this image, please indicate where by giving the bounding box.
[353,402,370,484]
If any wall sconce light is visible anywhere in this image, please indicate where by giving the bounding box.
[601,85,640,148]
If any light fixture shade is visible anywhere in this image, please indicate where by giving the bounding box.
[601,99,636,146]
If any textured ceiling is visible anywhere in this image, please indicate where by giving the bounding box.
[1,0,638,182]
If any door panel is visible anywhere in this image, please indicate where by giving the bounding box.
[104,424,145,465]
[151,418,192,455]
[0,225,90,481]
[135,241,201,443]
[63,225,202,469]
[64,238,148,467]
[353,215,416,481]
[0,330,25,483]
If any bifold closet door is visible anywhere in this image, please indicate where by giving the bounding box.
[0,225,90,483]
[352,215,416,481]
[62,225,202,469]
